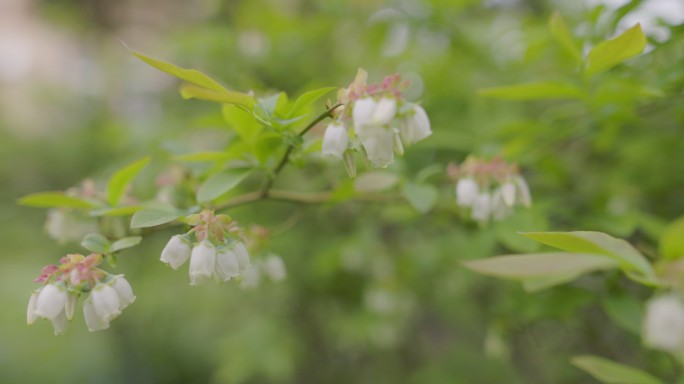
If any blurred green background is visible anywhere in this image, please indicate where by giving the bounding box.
[2,0,684,383]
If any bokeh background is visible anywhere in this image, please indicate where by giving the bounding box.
[2,0,684,383]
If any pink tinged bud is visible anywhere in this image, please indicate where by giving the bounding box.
[33,284,68,320]
[456,177,479,206]
[110,275,136,310]
[322,121,349,159]
[83,298,110,332]
[233,241,251,271]
[400,105,431,144]
[514,176,532,207]
[644,295,684,352]
[160,235,192,270]
[500,182,517,207]
[189,241,216,285]
[263,255,287,282]
[471,193,491,222]
[215,247,240,281]
[359,126,395,168]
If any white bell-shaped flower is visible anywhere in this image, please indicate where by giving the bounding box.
[160,235,192,270]
[491,188,512,220]
[322,121,349,159]
[31,283,68,321]
[471,193,492,222]
[400,104,431,144]
[514,175,532,207]
[89,283,122,322]
[189,241,216,285]
[109,275,136,310]
[232,241,251,271]
[456,177,479,207]
[83,297,110,332]
[263,254,287,282]
[500,181,517,207]
[644,295,684,353]
[359,126,395,168]
[215,246,240,281]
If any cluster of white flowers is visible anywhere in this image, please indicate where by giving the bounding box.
[322,70,432,172]
[643,294,684,356]
[160,209,252,285]
[26,254,135,334]
[451,157,531,222]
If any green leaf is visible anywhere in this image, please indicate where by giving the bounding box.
[110,236,143,253]
[659,216,684,260]
[132,51,226,92]
[81,233,111,254]
[586,24,647,76]
[402,183,438,214]
[106,157,151,207]
[18,192,98,209]
[90,206,144,217]
[571,355,663,384]
[549,11,583,64]
[354,172,400,192]
[174,151,232,162]
[462,252,617,280]
[179,84,255,108]
[602,294,643,335]
[222,104,263,143]
[197,168,252,203]
[287,87,336,118]
[521,231,655,281]
[522,273,581,292]
[479,81,584,100]
[130,209,179,229]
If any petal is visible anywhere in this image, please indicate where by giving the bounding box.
[83,299,110,332]
[90,284,122,321]
[160,235,192,270]
[27,290,39,325]
[65,293,77,321]
[34,284,68,320]
[51,309,68,335]
[359,127,395,168]
[371,97,397,125]
[189,242,216,285]
[352,97,377,128]
[110,275,136,310]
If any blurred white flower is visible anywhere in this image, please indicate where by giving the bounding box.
[359,126,395,168]
[215,246,241,282]
[263,254,287,282]
[160,235,192,270]
[399,104,431,145]
[644,294,684,353]
[456,177,479,206]
[471,193,492,222]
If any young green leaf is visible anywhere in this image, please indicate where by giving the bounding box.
[659,216,684,260]
[106,157,151,207]
[549,11,583,64]
[287,87,336,118]
[90,206,144,217]
[571,355,663,384]
[479,81,584,100]
[222,104,263,143]
[130,209,179,229]
[521,231,655,281]
[81,233,111,254]
[18,192,98,209]
[402,182,438,214]
[179,84,255,108]
[197,168,252,203]
[110,236,143,253]
[462,252,617,280]
[585,24,647,76]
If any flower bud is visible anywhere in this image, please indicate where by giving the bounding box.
[189,241,216,285]
[215,247,240,282]
[322,121,349,160]
[456,177,479,207]
[160,235,192,270]
[644,295,684,352]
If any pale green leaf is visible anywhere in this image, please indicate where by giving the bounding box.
[571,355,663,384]
[130,209,179,229]
[660,216,684,260]
[197,168,251,203]
[106,157,151,207]
[521,231,655,281]
[522,273,581,292]
[18,192,99,209]
[402,183,438,214]
[354,172,400,192]
[132,50,225,93]
[179,84,255,108]
[479,81,584,100]
[81,233,111,254]
[586,24,647,76]
[90,206,144,217]
[287,87,336,118]
[110,236,143,253]
[462,252,617,280]
[549,11,583,64]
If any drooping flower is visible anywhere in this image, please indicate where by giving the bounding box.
[643,294,684,354]
[215,246,241,282]
[399,105,431,145]
[189,241,216,286]
[263,254,287,282]
[27,283,72,335]
[456,177,479,207]
[160,235,192,270]
[322,121,349,159]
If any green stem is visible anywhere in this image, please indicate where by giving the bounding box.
[259,103,342,197]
